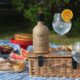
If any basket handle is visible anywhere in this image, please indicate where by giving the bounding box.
[72,57,77,69]
[38,56,45,67]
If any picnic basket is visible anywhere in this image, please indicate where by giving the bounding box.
[28,51,80,78]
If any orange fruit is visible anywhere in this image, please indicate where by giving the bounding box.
[61,9,73,22]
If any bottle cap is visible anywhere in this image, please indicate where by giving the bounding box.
[37,11,44,21]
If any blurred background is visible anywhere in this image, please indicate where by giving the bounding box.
[0,0,80,44]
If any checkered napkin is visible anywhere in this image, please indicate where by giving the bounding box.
[0,61,79,80]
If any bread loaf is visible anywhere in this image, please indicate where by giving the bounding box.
[14,33,32,41]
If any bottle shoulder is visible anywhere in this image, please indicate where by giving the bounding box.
[33,23,50,34]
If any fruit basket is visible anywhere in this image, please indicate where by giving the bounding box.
[28,51,80,78]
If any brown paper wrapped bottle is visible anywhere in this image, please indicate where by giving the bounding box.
[33,12,49,54]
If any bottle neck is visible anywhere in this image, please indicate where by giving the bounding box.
[37,21,44,25]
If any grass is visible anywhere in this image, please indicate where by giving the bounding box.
[0,25,80,45]
[50,34,80,45]
[0,19,80,45]
[1,25,79,45]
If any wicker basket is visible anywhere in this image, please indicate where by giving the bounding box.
[28,52,80,78]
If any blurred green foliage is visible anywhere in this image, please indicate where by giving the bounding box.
[11,0,80,37]
[11,0,55,28]
[11,0,24,11]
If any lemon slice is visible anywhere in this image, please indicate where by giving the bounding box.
[61,9,73,22]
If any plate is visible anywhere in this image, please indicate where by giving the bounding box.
[0,58,26,73]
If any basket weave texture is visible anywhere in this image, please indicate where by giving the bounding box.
[28,52,80,78]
